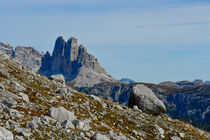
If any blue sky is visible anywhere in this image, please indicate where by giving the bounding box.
[1,0,210,83]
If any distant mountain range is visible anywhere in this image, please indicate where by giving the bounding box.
[1,37,210,132]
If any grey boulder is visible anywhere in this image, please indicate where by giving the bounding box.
[48,106,76,123]
[128,84,166,115]
[73,119,91,131]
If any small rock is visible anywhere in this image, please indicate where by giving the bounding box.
[48,106,76,123]
[73,119,91,131]
[89,95,101,102]
[31,116,42,125]
[26,120,38,129]
[14,136,24,140]
[80,132,85,138]
[91,133,109,140]
[14,128,30,137]
[10,81,25,92]
[49,74,65,86]
[61,120,75,129]
[56,87,72,97]
[196,128,204,135]
[133,105,138,110]
[156,125,164,138]
[54,121,62,129]
[101,102,107,108]
[2,97,17,107]
[41,115,56,124]
[18,92,29,102]
[179,132,185,138]
[0,126,13,140]
[170,136,181,140]
[115,105,123,110]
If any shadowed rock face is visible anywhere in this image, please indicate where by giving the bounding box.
[39,36,115,87]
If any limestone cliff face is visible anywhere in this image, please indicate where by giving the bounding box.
[39,36,115,87]
[0,42,43,70]
[14,46,43,70]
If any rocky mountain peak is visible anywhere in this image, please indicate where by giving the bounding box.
[52,36,66,58]
[39,36,115,87]
[0,42,43,70]
[14,46,43,70]
[40,51,51,72]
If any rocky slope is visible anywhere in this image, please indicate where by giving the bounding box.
[1,39,209,134]
[39,36,115,87]
[79,82,210,132]
[0,42,43,70]
[1,51,210,139]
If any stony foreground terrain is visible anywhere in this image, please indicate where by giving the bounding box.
[2,38,209,133]
[0,52,210,139]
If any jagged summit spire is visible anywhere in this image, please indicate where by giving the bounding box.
[56,36,65,42]
[45,51,51,57]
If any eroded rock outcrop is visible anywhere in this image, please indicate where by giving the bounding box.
[128,84,166,115]
[0,42,43,70]
[14,46,43,70]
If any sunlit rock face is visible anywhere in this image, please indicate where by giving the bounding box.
[39,36,115,87]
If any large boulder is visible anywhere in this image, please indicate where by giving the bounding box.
[48,106,76,123]
[128,84,166,115]
[0,127,13,140]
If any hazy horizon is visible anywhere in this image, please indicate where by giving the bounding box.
[1,0,210,83]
